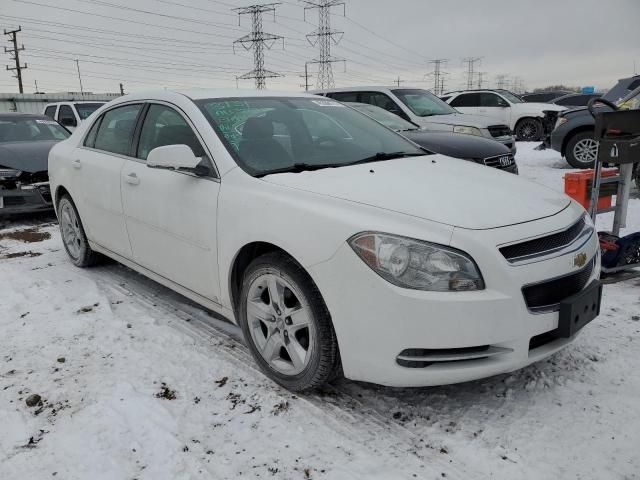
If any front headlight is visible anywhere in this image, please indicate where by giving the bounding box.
[349,232,484,291]
[453,125,483,137]
[555,116,568,128]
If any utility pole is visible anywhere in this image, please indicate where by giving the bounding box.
[428,59,447,96]
[299,62,313,91]
[394,76,405,87]
[75,59,84,95]
[232,3,284,90]
[119,82,125,95]
[303,0,346,90]
[462,57,481,90]
[4,27,27,94]
[34,79,38,93]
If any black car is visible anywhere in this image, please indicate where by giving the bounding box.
[550,93,602,108]
[521,91,573,103]
[347,102,517,174]
[550,76,640,168]
[0,113,70,215]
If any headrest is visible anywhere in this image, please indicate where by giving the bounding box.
[242,116,273,140]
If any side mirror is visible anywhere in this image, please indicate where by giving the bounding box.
[60,117,77,127]
[147,144,210,176]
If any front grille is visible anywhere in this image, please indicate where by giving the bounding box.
[500,216,586,262]
[2,196,26,206]
[483,154,515,169]
[488,125,512,137]
[522,259,595,311]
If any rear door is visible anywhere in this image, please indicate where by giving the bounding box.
[120,102,221,302]
[74,103,143,258]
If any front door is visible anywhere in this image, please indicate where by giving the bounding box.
[74,103,143,258]
[120,103,221,302]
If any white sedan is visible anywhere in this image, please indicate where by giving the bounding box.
[48,90,601,391]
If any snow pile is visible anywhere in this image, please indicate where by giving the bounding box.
[1,143,639,479]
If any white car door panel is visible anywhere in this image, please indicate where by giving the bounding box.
[121,161,221,301]
[120,103,221,302]
[75,148,131,257]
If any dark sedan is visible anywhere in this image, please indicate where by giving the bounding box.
[0,113,70,215]
[550,83,640,168]
[347,102,517,174]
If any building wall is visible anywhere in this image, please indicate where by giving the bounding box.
[0,92,122,114]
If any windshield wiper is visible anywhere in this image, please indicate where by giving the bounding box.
[256,152,424,177]
[344,151,425,166]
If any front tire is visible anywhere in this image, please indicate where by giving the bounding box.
[565,131,598,168]
[57,195,98,267]
[515,117,543,141]
[238,252,340,391]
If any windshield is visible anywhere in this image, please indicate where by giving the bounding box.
[0,117,70,143]
[347,103,417,131]
[391,89,457,117]
[197,97,423,176]
[74,103,104,120]
[497,91,524,104]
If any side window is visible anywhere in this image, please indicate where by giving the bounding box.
[44,106,57,119]
[137,104,205,160]
[93,104,142,156]
[58,105,77,127]
[83,117,102,148]
[360,92,399,112]
[480,93,507,107]
[326,92,359,102]
[440,96,451,102]
[450,93,481,107]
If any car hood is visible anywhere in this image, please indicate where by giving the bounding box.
[411,112,496,129]
[262,155,570,230]
[0,140,59,173]
[401,131,510,160]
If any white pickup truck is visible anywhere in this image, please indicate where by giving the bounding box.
[43,101,106,132]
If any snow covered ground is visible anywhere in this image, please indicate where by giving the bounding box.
[1,143,639,480]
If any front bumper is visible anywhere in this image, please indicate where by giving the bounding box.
[0,183,53,215]
[309,204,600,387]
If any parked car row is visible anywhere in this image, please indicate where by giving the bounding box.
[46,89,602,391]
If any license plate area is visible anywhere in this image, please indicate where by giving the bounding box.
[558,280,602,338]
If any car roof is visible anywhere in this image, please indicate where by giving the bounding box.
[310,86,425,94]
[0,112,50,120]
[444,89,515,96]
[46,101,107,104]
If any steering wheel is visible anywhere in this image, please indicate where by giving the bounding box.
[588,97,618,118]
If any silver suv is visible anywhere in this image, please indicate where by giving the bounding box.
[314,86,516,154]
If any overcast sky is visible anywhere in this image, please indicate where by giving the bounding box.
[1,0,638,95]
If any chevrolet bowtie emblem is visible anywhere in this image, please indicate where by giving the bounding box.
[573,252,588,268]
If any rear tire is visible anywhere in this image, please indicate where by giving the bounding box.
[565,131,598,168]
[515,117,543,141]
[57,195,98,267]
[238,252,341,392]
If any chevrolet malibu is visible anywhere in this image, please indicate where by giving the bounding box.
[48,90,602,391]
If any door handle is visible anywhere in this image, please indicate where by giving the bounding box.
[72,159,81,169]
[124,172,140,185]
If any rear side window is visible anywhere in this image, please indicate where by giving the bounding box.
[326,92,359,102]
[58,105,77,127]
[93,104,142,156]
[44,106,57,119]
[450,93,481,107]
[137,104,205,160]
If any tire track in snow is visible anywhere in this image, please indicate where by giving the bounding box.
[90,263,483,480]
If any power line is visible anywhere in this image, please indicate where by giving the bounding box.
[4,26,27,93]
[303,0,346,89]
[233,3,284,89]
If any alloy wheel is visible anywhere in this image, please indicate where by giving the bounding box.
[573,138,599,165]
[246,273,315,376]
[516,119,541,141]
[60,200,83,260]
